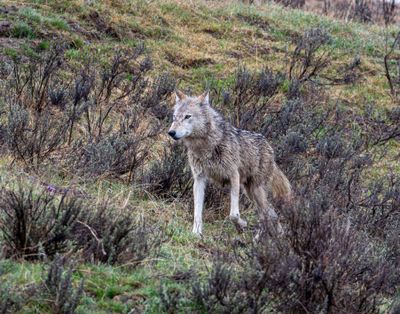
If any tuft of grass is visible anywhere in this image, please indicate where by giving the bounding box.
[70,35,84,49]
[19,7,43,23]
[4,47,18,59]
[46,16,69,30]
[37,39,50,51]
[11,21,35,38]
[65,48,84,60]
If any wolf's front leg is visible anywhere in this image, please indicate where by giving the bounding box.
[192,175,206,236]
[229,171,247,230]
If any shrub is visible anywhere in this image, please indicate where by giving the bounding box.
[0,183,82,260]
[179,256,272,313]
[44,255,84,314]
[68,104,160,180]
[159,283,189,312]
[0,255,84,313]
[0,287,23,314]
[191,261,239,312]
[226,64,399,310]
[1,45,68,167]
[0,44,175,179]
[5,104,68,167]
[141,143,192,199]
[248,198,399,313]
[62,50,174,180]
[353,0,373,23]
[69,132,151,180]
[73,200,166,265]
[0,181,166,265]
[384,32,400,100]
[288,28,331,83]
[215,66,285,131]
[383,0,397,25]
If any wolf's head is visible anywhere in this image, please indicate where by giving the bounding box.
[168,90,209,140]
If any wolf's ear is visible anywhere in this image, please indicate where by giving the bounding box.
[175,90,187,102]
[198,91,209,105]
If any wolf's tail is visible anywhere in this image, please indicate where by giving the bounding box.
[271,164,292,202]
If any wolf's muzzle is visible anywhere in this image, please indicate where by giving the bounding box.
[168,130,178,140]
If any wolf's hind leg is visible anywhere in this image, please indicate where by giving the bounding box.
[248,185,283,235]
[229,171,247,230]
[192,175,206,236]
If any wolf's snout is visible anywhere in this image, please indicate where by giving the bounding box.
[168,130,177,139]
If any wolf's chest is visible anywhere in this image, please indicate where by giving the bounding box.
[188,149,232,184]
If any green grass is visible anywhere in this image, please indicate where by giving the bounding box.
[46,16,69,30]
[37,39,50,50]
[11,21,35,38]
[20,7,43,24]
[19,7,69,31]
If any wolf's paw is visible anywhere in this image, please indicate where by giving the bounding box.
[192,227,203,238]
[229,215,247,232]
[192,232,203,238]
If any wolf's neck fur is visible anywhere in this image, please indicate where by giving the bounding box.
[183,106,226,154]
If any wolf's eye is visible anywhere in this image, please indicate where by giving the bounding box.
[184,115,191,120]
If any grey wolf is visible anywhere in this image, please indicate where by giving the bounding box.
[168,90,292,236]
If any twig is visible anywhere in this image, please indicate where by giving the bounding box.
[76,220,106,256]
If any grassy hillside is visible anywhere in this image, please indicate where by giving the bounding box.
[1,0,398,103]
[0,0,399,313]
